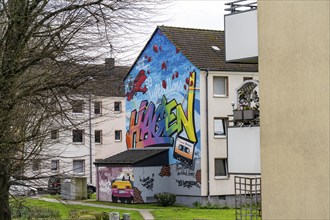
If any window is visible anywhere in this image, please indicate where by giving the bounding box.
[213,76,228,96]
[244,77,253,81]
[115,130,122,141]
[214,118,226,136]
[50,129,59,140]
[95,130,102,144]
[51,160,59,171]
[94,102,101,114]
[73,160,84,174]
[72,129,84,143]
[215,159,228,177]
[72,100,84,113]
[32,159,41,171]
[114,102,121,112]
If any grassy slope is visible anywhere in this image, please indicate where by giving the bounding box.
[152,207,236,220]
[22,199,143,220]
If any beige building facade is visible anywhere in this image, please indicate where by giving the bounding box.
[258,1,329,219]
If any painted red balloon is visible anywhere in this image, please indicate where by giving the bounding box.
[184,85,187,90]
[161,61,167,70]
[190,72,193,77]
[186,77,190,85]
[148,57,152,62]
[190,80,194,86]
[162,80,167,89]
[175,71,179,78]
[153,44,158,53]
[172,74,175,80]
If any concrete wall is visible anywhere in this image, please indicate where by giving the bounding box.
[258,1,329,219]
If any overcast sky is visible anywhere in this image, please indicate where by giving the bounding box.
[159,0,227,30]
[115,0,231,65]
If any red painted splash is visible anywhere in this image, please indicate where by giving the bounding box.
[185,77,190,85]
[162,80,167,89]
[161,62,167,70]
[153,44,158,53]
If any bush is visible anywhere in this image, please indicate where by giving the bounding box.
[154,192,176,207]
[192,201,202,208]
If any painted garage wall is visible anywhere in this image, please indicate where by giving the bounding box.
[125,28,201,196]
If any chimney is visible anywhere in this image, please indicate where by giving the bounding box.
[105,58,115,74]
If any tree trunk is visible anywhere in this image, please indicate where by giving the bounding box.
[0,163,11,220]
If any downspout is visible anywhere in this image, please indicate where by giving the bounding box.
[89,94,92,183]
[205,68,210,202]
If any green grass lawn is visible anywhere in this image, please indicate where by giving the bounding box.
[18,196,236,220]
[18,198,143,220]
[152,207,236,220]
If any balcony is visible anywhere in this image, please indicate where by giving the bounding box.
[227,79,260,174]
[224,0,258,63]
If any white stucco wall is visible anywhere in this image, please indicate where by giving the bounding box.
[34,95,126,185]
[199,70,259,196]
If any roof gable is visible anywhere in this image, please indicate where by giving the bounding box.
[159,26,258,71]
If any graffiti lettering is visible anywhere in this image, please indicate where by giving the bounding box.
[139,174,154,191]
[126,71,197,149]
[176,180,200,189]
[176,163,195,176]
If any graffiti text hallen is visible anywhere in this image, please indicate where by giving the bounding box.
[126,79,197,149]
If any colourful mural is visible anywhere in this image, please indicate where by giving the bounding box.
[97,167,134,203]
[125,29,201,166]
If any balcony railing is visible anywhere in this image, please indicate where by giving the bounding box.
[225,0,257,14]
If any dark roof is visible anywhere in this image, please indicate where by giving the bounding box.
[78,59,129,97]
[159,26,258,71]
[94,148,168,166]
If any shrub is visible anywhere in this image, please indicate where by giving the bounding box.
[154,192,176,207]
[192,201,202,208]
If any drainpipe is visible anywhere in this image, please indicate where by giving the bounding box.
[205,69,210,202]
[89,94,92,183]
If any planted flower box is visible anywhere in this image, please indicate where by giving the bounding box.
[243,109,259,120]
[233,110,244,121]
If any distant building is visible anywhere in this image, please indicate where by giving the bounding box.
[30,58,128,186]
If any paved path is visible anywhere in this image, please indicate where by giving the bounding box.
[37,198,154,220]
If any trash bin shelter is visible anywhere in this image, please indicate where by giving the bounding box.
[61,176,87,200]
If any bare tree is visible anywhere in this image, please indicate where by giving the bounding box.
[0,0,170,219]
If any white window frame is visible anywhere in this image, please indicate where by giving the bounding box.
[32,159,41,171]
[51,160,59,171]
[95,130,102,144]
[114,101,122,113]
[72,129,84,143]
[50,129,59,140]
[214,118,227,138]
[73,160,85,174]
[94,101,102,115]
[213,76,228,97]
[214,158,228,179]
[72,100,84,113]
[115,130,122,142]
